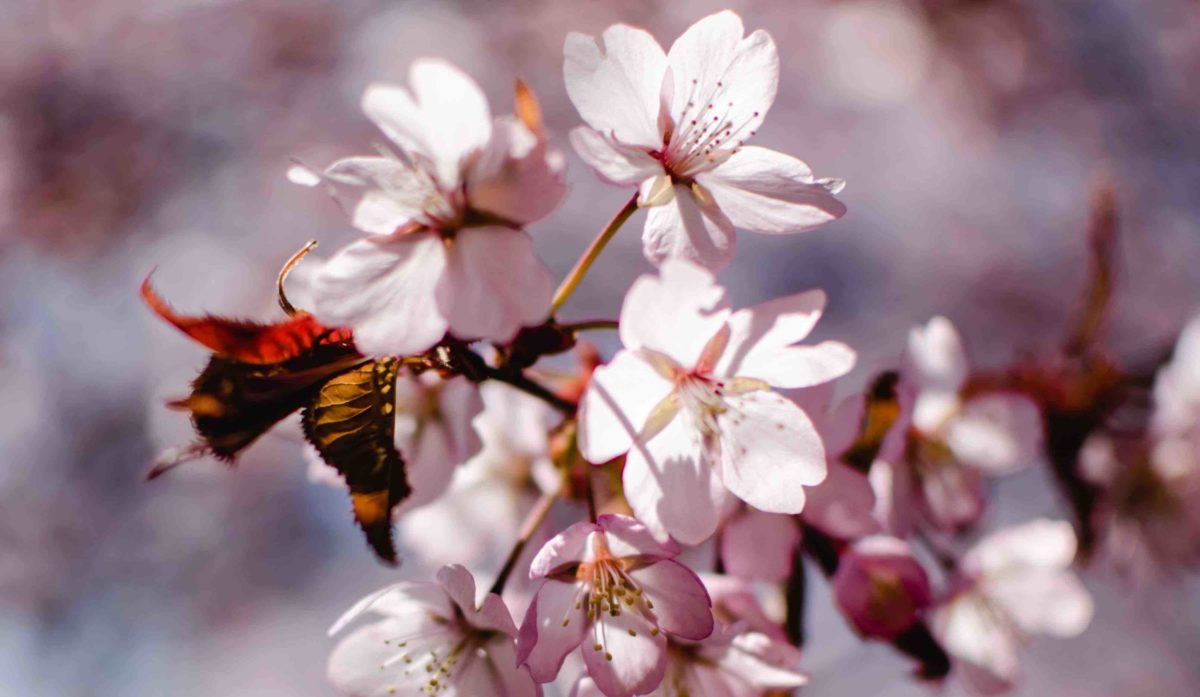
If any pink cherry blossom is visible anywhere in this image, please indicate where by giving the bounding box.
[930,519,1094,695]
[873,317,1043,533]
[292,59,565,356]
[578,260,856,544]
[563,11,845,270]
[517,514,714,697]
[832,535,932,640]
[327,564,539,697]
[398,381,559,573]
[306,370,483,517]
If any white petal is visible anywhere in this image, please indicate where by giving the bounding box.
[720,631,808,689]
[437,226,552,344]
[311,233,448,357]
[946,393,1043,474]
[582,610,667,697]
[623,413,727,545]
[642,184,736,271]
[964,518,1079,576]
[717,290,856,388]
[906,316,968,394]
[362,59,492,188]
[618,258,731,368]
[930,596,1021,683]
[569,127,661,186]
[697,147,845,234]
[317,156,429,235]
[469,117,566,225]
[578,350,674,465]
[717,390,826,513]
[666,12,778,154]
[328,582,452,636]
[517,580,590,683]
[721,509,801,582]
[564,25,668,149]
[327,619,461,697]
[984,569,1093,638]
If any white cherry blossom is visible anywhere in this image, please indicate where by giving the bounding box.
[930,519,1094,695]
[578,260,856,544]
[564,11,845,270]
[293,59,565,357]
[327,564,540,697]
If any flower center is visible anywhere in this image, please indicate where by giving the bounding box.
[658,78,759,178]
[559,537,661,662]
[378,623,490,694]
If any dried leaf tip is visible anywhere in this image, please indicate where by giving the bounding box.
[278,240,318,316]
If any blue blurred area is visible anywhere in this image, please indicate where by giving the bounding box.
[1,0,1199,694]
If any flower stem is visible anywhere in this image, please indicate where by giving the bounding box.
[559,319,619,333]
[550,193,640,314]
[489,489,560,596]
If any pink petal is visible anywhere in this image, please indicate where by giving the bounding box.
[905,316,968,395]
[569,676,604,697]
[985,569,1093,638]
[312,233,448,357]
[623,414,727,545]
[717,390,826,513]
[578,350,674,465]
[468,118,566,226]
[618,259,731,369]
[802,460,880,540]
[628,559,714,640]
[568,127,661,186]
[720,631,808,689]
[595,515,680,561]
[947,393,1043,474]
[437,226,552,344]
[716,289,856,388]
[453,637,542,697]
[918,461,985,531]
[327,619,460,697]
[721,509,801,582]
[437,564,519,637]
[363,59,492,188]
[327,582,451,637]
[530,521,600,579]
[964,518,1079,576]
[642,184,737,270]
[698,146,845,235]
[517,580,590,682]
[582,611,667,697]
[665,12,778,154]
[564,25,669,150]
[317,156,427,235]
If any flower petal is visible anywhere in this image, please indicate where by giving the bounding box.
[717,390,826,513]
[437,564,519,637]
[623,413,727,545]
[596,514,680,561]
[578,350,675,465]
[451,637,541,697]
[697,147,845,234]
[642,184,736,271]
[569,127,661,186]
[618,259,731,368]
[946,393,1043,474]
[312,233,448,357]
[327,618,461,697]
[469,117,567,225]
[628,559,713,640]
[721,509,801,582]
[564,25,668,149]
[717,289,856,388]
[720,631,808,689]
[517,580,590,682]
[582,610,667,697]
[666,12,778,154]
[906,316,968,395]
[802,460,881,540]
[964,518,1079,576]
[363,59,492,188]
[436,226,552,344]
[985,569,1093,638]
[316,156,428,235]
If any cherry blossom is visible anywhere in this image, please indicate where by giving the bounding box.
[517,514,714,697]
[306,369,483,517]
[327,564,539,697]
[873,317,1043,533]
[292,59,565,357]
[398,381,559,572]
[563,11,846,270]
[930,519,1094,695]
[578,260,856,544]
[831,535,932,640]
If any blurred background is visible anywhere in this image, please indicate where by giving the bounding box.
[2,0,1199,694]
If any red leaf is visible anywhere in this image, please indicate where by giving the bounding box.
[141,277,354,364]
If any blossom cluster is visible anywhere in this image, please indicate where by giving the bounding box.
[142,9,1200,697]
